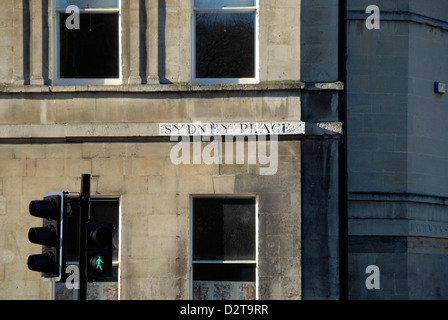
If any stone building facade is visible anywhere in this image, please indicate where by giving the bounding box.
[1,0,445,301]
[0,0,342,300]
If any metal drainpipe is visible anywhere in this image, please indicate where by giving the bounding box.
[338,0,349,301]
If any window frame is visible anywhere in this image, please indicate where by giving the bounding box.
[189,195,259,300]
[191,0,259,85]
[52,1,122,86]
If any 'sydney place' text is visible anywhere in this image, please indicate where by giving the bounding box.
[159,122,305,136]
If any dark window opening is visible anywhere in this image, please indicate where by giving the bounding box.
[195,12,255,78]
[54,197,119,300]
[192,197,256,300]
[193,198,255,261]
[63,197,119,280]
[59,13,119,79]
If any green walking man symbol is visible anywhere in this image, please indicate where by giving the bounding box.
[95,256,104,271]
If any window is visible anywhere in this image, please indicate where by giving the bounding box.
[53,0,121,85]
[192,0,258,84]
[191,197,257,300]
[53,198,120,300]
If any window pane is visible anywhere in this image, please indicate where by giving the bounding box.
[195,12,255,79]
[194,0,255,8]
[193,198,255,261]
[193,263,255,282]
[59,13,119,79]
[56,0,119,9]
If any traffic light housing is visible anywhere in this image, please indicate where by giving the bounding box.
[27,191,66,280]
[86,221,113,281]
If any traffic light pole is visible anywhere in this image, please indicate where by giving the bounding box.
[79,174,91,300]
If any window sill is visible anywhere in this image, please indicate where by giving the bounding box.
[0,81,344,94]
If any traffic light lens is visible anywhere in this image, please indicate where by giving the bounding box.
[28,226,57,246]
[27,253,56,273]
[29,199,58,219]
[90,254,111,275]
[91,226,112,247]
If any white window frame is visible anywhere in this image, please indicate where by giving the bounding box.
[191,0,259,85]
[52,1,122,86]
[189,194,259,300]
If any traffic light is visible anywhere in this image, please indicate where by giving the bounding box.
[86,221,113,281]
[27,191,66,280]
